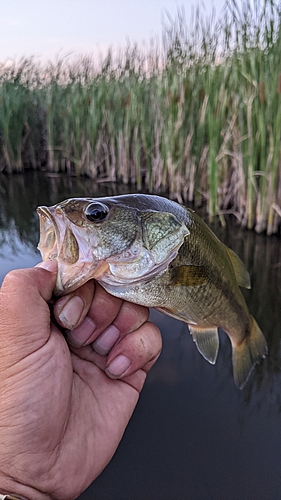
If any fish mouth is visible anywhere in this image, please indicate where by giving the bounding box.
[37,206,106,296]
[37,207,61,262]
[37,206,80,265]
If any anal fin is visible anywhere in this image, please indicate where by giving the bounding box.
[189,326,219,364]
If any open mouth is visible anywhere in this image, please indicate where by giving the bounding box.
[37,207,59,261]
[37,206,79,265]
[37,205,108,295]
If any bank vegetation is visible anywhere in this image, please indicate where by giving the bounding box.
[0,0,281,234]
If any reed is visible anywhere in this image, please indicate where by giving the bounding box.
[0,0,281,234]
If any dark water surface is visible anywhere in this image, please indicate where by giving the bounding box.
[1,173,281,500]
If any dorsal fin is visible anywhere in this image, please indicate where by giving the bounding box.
[189,326,219,364]
[225,247,251,289]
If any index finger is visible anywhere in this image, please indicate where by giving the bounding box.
[68,283,148,348]
[54,281,124,340]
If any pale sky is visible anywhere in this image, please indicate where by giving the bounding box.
[0,0,227,63]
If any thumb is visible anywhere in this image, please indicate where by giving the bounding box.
[0,264,58,364]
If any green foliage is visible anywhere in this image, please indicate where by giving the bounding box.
[0,0,281,233]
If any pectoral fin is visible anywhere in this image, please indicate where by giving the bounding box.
[225,246,251,289]
[189,326,219,364]
[171,265,207,287]
[156,306,197,325]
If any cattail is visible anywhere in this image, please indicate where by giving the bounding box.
[199,86,205,102]
[259,82,265,104]
[0,0,280,233]
[278,74,281,94]
[121,92,131,108]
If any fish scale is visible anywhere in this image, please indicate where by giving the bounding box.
[37,194,267,389]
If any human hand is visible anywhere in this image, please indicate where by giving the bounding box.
[0,262,162,500]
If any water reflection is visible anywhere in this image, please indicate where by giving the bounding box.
[0,172,133,281]
[1,172,281,500]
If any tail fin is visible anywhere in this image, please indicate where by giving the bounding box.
[232,317,268,389]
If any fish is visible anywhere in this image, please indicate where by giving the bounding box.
[37,194,267,389]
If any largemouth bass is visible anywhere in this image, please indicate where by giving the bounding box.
[37,194,267,389]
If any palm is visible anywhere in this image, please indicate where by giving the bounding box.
[0,266,161,500]
[8,321,143,500]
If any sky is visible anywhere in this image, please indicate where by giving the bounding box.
[0,0,227,63]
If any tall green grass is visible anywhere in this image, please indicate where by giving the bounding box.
[0,0,281,234]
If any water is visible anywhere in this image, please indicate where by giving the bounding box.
[1,172,281,500]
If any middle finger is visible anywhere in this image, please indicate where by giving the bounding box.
[62,283,149,350]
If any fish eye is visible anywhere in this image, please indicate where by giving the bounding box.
[85,202,109,222]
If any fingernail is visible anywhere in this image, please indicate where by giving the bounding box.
[92,325,120,355]
[58,296,84,330]
[106,355,131,378]
[36,260,57,272]
[66,316,96,346]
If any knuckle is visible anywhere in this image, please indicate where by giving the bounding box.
[118,302,149,333]
[146,322,162,357]
[2,269,25,288]
[1,269,33,301]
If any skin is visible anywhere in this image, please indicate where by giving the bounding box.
[0,260,162,500]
